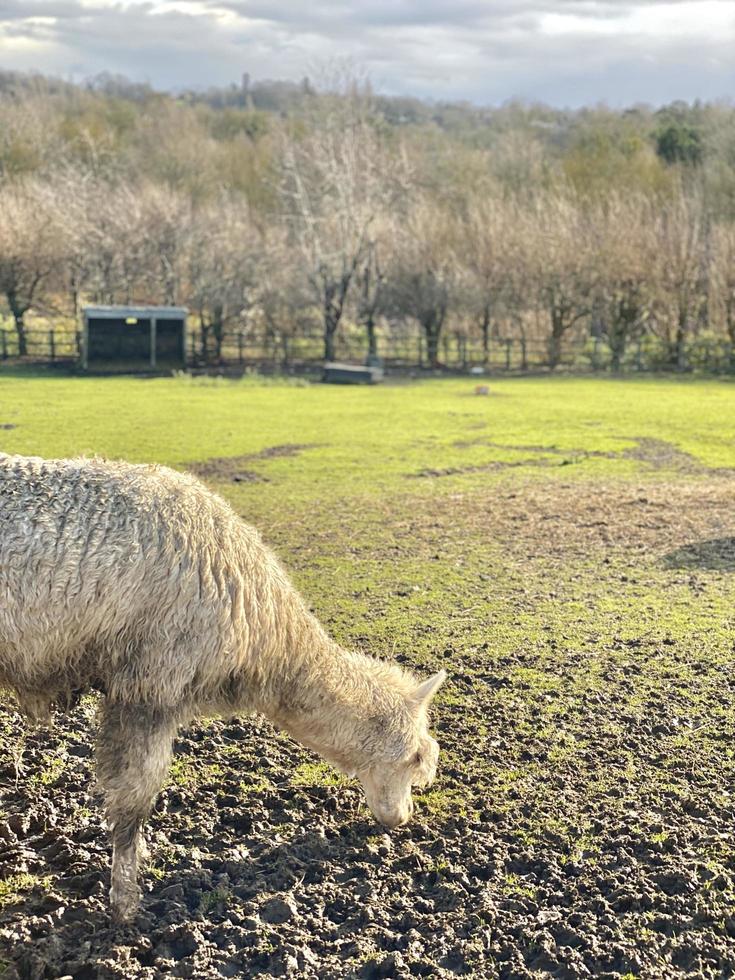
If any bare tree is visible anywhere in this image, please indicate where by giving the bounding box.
[458,195,524,365]
[184,198,261,362]
[356,236,387,360]
[386,199,457,369]
[0,180,63,355]
[0,92,64,179]
[710,221,735,347]
[649,190,708,369]
[279,80,401,361]
[137,183,192,305]
[525,193,597,369]
[593,195,657,370]
[258,234,317,368]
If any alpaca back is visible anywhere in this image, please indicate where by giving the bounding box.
[0,454,284,709]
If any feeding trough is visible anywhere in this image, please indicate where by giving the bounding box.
[322,361,384,385]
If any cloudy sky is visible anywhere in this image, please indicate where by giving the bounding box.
[1,0,734,107]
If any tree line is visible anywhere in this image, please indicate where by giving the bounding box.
[1,70,735,369]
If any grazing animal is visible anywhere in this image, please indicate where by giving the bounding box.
[0,453,446,922]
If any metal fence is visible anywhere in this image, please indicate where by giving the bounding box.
[2,326,735,374]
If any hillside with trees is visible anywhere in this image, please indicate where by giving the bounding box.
[1,69,735,370]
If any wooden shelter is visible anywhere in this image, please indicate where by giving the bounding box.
[81,306,188,371]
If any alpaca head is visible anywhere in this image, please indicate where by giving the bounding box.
[355,669,447,829]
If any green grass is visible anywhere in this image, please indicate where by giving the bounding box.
[198,884,233,913]
[0,873,51,908]
[168,756,223,789]
[290,761,346,788]
[28,754,66,788]
[0,373,734,512]
[2,370,735,911]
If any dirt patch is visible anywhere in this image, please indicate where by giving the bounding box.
[190,462,269,483]
[620,437,730,474]
[2,477,735,978]
[251,445,312,461]
[414,478,735,564]
[662,537,735,572]
[188,445,314,484]
[0,708,489,980]
[410,458,552,479]
[426,437,735,480]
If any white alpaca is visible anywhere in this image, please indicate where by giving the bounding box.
[0,453,446,921]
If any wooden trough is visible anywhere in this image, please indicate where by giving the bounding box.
[322,361,384,385]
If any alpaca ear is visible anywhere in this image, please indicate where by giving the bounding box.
[412,670,447,706]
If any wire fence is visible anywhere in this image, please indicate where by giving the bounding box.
[2,326,735,375]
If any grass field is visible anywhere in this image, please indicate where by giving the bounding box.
[1,371,735,979]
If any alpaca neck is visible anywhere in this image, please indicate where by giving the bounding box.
[263,624,402,774]
[229,572,412,771]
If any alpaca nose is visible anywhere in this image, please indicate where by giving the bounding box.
[381,797,413,829]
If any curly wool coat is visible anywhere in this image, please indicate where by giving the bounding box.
[0,453,446,920]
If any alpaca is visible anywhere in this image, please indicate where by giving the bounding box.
[0,453,446,922]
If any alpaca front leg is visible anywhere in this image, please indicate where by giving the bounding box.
[97,700,177,923]
[110,820,144,923]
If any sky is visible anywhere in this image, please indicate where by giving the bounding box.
[0,0,734,108]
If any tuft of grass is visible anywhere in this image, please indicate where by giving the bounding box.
[198,884,232,913]
[0,873,51,908]
[415,787,477,821]
[28,754,66,789]
[499,873,537,901]
[168,757,223,789]
[238,777,273,797]
[291,761,346,788]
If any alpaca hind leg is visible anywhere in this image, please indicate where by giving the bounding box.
[97,700,178,923]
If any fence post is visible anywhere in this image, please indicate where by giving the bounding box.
[417,333,423,368]
[238,331,244,366]
[592,336,600,371]
[75,331,82,361]
[635,340,643,372]
[49,329,55,363]
[0,331,6,360]
[505,338,512,370]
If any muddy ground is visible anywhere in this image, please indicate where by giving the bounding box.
[1,469,735,979]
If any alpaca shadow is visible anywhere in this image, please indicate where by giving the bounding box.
[662,537,735,571]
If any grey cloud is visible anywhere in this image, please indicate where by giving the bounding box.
[0,0,91,19]
[0,0,732,106]
[214,0,704,29]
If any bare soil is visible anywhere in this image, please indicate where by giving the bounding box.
[188,446,315,484]
[2,473,735,978]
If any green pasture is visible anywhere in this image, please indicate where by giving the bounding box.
[2,369,735,974]
[0,371,734,500]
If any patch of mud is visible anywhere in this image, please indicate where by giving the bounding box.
[0,708,486,980]
[662,537,735,571]
[0,424,16,431]
[253,445,312,461]
[420,478,735,563]
[411,458,552,479]
[421,437,735,480]
[620,437,730,474]
[191,462,268,483]
[3,477,735,978]
[189,445,314,484]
